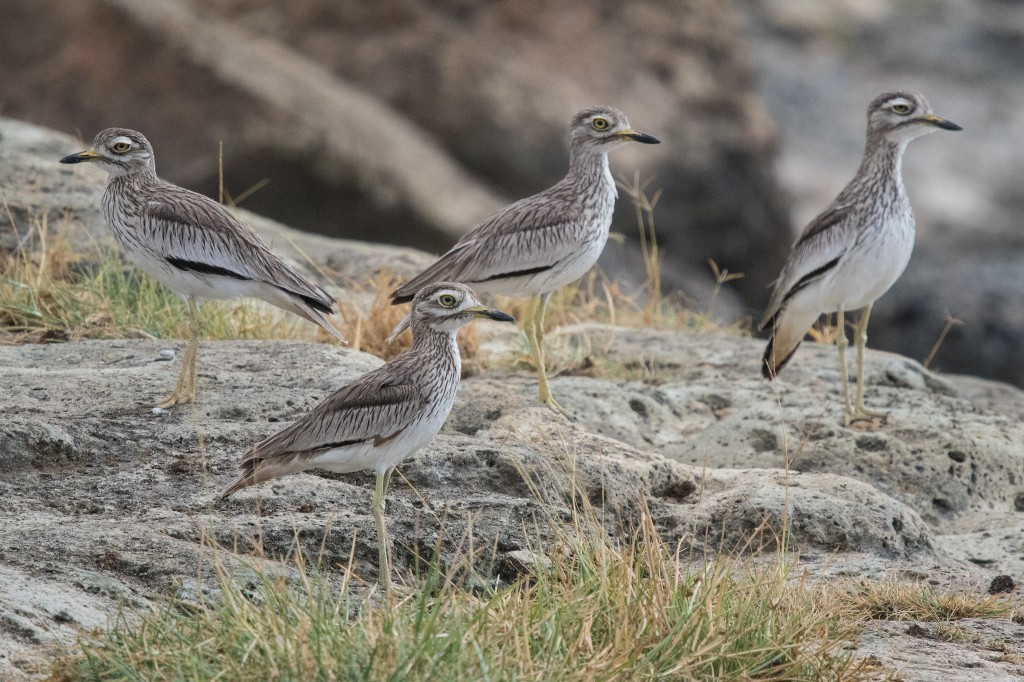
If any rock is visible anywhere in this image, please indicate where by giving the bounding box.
[944,373,1024,423]
[0,0,792,310]
[500,550,554,581]
[0,333,966,675]
[208,0,794,304]
[988,575,1014,594]
[870,257,1024,390]
[939,514,1024,585]
[856,618,1024,681]
[516,325,1024,527]
[0,0,506,248]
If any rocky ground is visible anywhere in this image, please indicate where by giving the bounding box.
[2,331,1024,680]
[3,118,1024,681]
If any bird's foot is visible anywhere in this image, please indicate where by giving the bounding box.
[155,391,191,409]
[539,388,564,414]
[844,405,888,427]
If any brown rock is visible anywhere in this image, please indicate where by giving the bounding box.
[0,0,791,306]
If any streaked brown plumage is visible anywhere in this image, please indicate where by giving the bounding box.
[60,128,344,407]
[218,282,514,592]
[388,106,659,410]
[759,91,961,424]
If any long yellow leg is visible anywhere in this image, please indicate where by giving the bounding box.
[835,307,854,425]
[522,294,540,366]
[157,297,201,408]
[534,292,563,412]
[372,467,394,597]
[850,304,887,423]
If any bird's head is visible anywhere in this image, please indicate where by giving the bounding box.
[569,106,660,151]
[60,128,156,177]
[867,91,961,144]
[410,282,514,334]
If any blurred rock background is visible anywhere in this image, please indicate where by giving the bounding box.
[1,0,1022,386]
[741,0,1024,386]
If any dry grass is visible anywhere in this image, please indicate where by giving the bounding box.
[826,578,1016,623]
[48,502,871,682]
[0,212,333,345]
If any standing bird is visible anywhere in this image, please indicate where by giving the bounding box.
[388,107,659,411]
[60,128,345,408]
[759,91,961,425]
[218,282,514,591]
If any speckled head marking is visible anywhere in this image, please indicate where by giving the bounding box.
[410,282,514,334]
[866,91,962,143]
[59,128,156,178]
[569,106,660,150]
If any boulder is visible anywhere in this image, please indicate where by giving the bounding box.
[525,325,1024,527]
[0,0,791,309]
[6,321,1024,674]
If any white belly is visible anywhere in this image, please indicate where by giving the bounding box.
[821,214,915,313]
[305,381,458,475]
[312,420,440,475]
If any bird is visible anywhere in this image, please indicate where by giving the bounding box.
[59,128,345,408]
[759,91,961,425]
[217,282,514,592]
[387,106,659,411]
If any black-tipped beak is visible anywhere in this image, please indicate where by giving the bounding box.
[624,131,661,144]
[467,305,515,323]
[921,115,962,131]
[484,308,515,323]
[59,148,103,164]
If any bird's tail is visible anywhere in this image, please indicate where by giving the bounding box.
[268,286,347,344]
[295,301,347,344]
[216,452,300,503]
[761,307,818,380]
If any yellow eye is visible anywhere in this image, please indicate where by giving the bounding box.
[891,103,911,115]
[591,117,610,131]
[438,294,457,308]
[111,141,132,153]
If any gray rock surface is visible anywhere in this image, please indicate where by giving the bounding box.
[538,325,1024,528]
[1,329,1023,678]
[856,619,1024,682]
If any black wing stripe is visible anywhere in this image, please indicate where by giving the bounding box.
[762,255,843,331]
[166,257,249,281]
[476,264,555,283]
[312,438,367,451]
[781,256,841,306]
[391,291,415,305]
[167,257,333,313]
[391,264,557,305]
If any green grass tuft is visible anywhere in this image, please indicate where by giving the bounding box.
[0,214,332,344]
[49,508,869,682]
